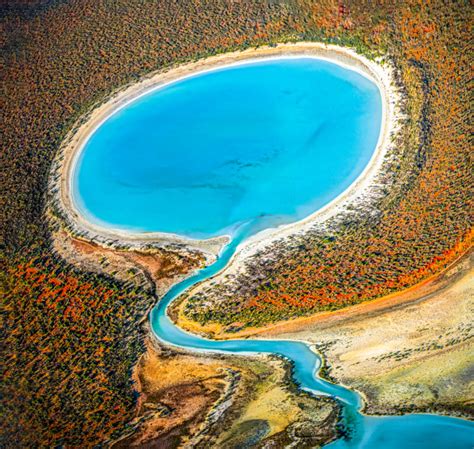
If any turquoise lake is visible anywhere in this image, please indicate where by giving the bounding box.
[73,58,381,238]
[74,58,474,448]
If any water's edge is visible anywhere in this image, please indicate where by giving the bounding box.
[51,43,474,447]
[50,42,397,260]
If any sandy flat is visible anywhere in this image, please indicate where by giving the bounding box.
[255,251,474,416]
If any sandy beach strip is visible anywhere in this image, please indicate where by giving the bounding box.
[53,41,401,262]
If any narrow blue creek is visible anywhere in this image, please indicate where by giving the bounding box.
[75,58,474,447]
[150,225,474,449]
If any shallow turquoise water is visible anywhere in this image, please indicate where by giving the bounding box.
[75,58,474,447]
[73,58,381,238]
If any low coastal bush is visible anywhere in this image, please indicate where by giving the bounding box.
[1,1,296,446]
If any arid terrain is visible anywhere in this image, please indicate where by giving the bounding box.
[51,217,341,448]
[259,251,474,418]
[2,1,472,447]
[111,339,338,448]
[106,247,473,446]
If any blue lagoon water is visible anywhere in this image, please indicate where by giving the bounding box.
[75,58,474,448]
[74,58,381,238]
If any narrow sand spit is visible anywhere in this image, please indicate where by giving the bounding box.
[53,42,400,262]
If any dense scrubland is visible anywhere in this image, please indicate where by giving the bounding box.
[2,253,153,446]
[184,0,474,330]
[1,0,472,447]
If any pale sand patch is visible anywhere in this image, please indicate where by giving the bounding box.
[52,41,400,262]
[253,252,474,416]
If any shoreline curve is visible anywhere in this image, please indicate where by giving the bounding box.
[51,41,400,261]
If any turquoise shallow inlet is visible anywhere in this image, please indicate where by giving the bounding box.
[73,57,381,238]
[75,58,474,448]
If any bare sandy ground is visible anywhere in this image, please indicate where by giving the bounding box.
[111,338,337,448]
[116,250,474,446]
[111,339,229,448]
[171,248,473,419]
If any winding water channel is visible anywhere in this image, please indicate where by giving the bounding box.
[150,225,474,448]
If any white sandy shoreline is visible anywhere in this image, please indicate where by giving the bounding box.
[52,42,400,263]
